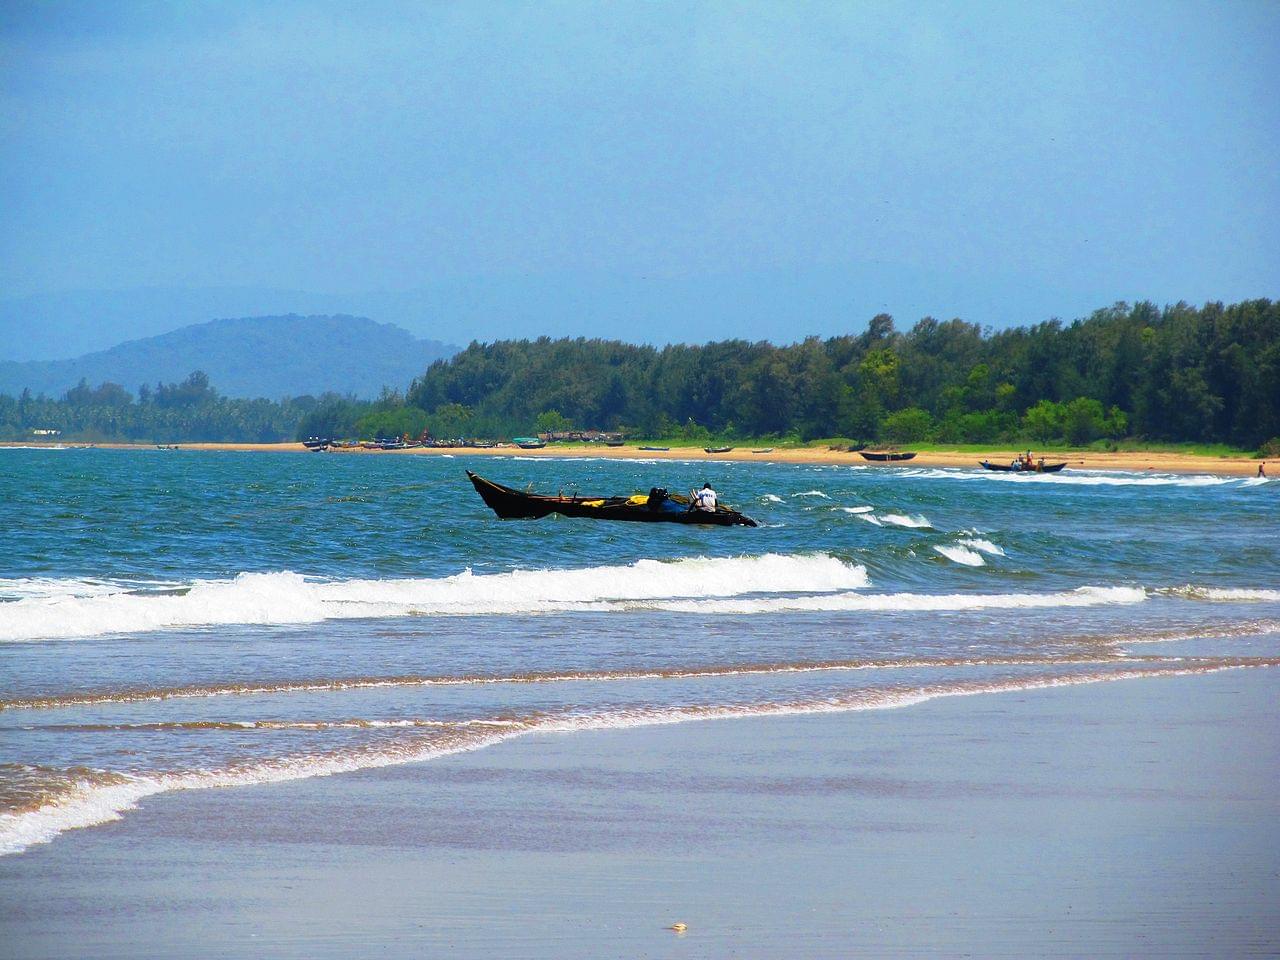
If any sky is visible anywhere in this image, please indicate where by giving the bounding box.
[1,1,1277,356]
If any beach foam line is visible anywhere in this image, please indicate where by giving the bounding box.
[2,653,1142,711]
[3,658,1274,857]
[0,553,871,641]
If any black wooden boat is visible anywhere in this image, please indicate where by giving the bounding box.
[467,472,757,526]
[980,459,1067,473]
[860,450,917,462]
[302,437,331,449]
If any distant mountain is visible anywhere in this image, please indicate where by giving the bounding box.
[0,315,458,400]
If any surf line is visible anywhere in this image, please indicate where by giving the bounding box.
[2,659,1274,857]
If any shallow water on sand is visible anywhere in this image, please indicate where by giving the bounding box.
[1,449,1277,854]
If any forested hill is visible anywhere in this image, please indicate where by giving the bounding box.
[0,315,456,400]
[406,300,1279,448]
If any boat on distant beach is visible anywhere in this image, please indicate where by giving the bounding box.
[704,446,734,454]
[860,450,917,462]
[980,459,1067,473]
[751,448,774,454]
[467,471,757,526]
[638,445,670,451]
[302,437,330,450]
[513,437,547,449]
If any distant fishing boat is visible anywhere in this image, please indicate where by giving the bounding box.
[301,437,330,450]
[513,437,546,449]
[751,448,774,454]
[605,439,625,447]
[704,446,734,454]
[638,446,670,452]
[467,471,757,526]
[980,459,1067,473]
[860,450,917,462]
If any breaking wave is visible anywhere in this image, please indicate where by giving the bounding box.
[655,585,1145,614]
[858,512,932,529]
[0,554,871,641]
[1157,586,1280,602]
[903,467,1269,488]
[933,545,986,566]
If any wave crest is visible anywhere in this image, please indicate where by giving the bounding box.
[0,553,871,641]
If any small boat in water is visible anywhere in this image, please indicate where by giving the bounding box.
[860,450,917,462]
[467,472,757,526]
[980,459,1067,473]
[704,446,734,454]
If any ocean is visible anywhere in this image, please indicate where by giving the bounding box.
[2,448,1277,857]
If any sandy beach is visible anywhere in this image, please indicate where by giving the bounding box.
[2,668,1276,959]
[8,440,1270,477]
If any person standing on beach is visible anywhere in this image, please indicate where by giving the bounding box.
[1260,463,1267,477]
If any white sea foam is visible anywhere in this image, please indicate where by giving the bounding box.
[793,490,831,499]
[879,513,932,529]
[762,494,784,503]
[0,554,871,641]
[933,545,986,566]
[903,467,1265,488]
[654,585,1146,614]
[857,511,931,529]
[837,506,875,514]
[2,659,1265,857]
[1160,586,1280,602]
[958,538,1006,556]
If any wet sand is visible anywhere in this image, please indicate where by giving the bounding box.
[2,669,1276,958]
[7,440,1270,477]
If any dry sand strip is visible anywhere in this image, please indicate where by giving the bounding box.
[2,441,1271,477]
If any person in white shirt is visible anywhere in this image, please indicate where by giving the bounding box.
[693,482,718,512]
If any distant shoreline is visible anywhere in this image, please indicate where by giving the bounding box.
[2,440,1270,478]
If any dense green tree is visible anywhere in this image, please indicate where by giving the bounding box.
[3,299,1276,449]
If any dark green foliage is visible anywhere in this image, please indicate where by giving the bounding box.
[405,299,1278,446]
[0,371,351,443]
[3,299,1274,446]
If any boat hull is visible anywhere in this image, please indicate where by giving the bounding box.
[979,460,1067,473]
[860,451,917,461]
[467,472,757,526]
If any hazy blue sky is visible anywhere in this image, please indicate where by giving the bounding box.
[1,1,1277,351]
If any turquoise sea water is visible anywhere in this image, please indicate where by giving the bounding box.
[1,448,1277,854]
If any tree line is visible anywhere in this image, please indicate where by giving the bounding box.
[2,300,1276,450]
[404,299,1278,449]
[0,371,337,443]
